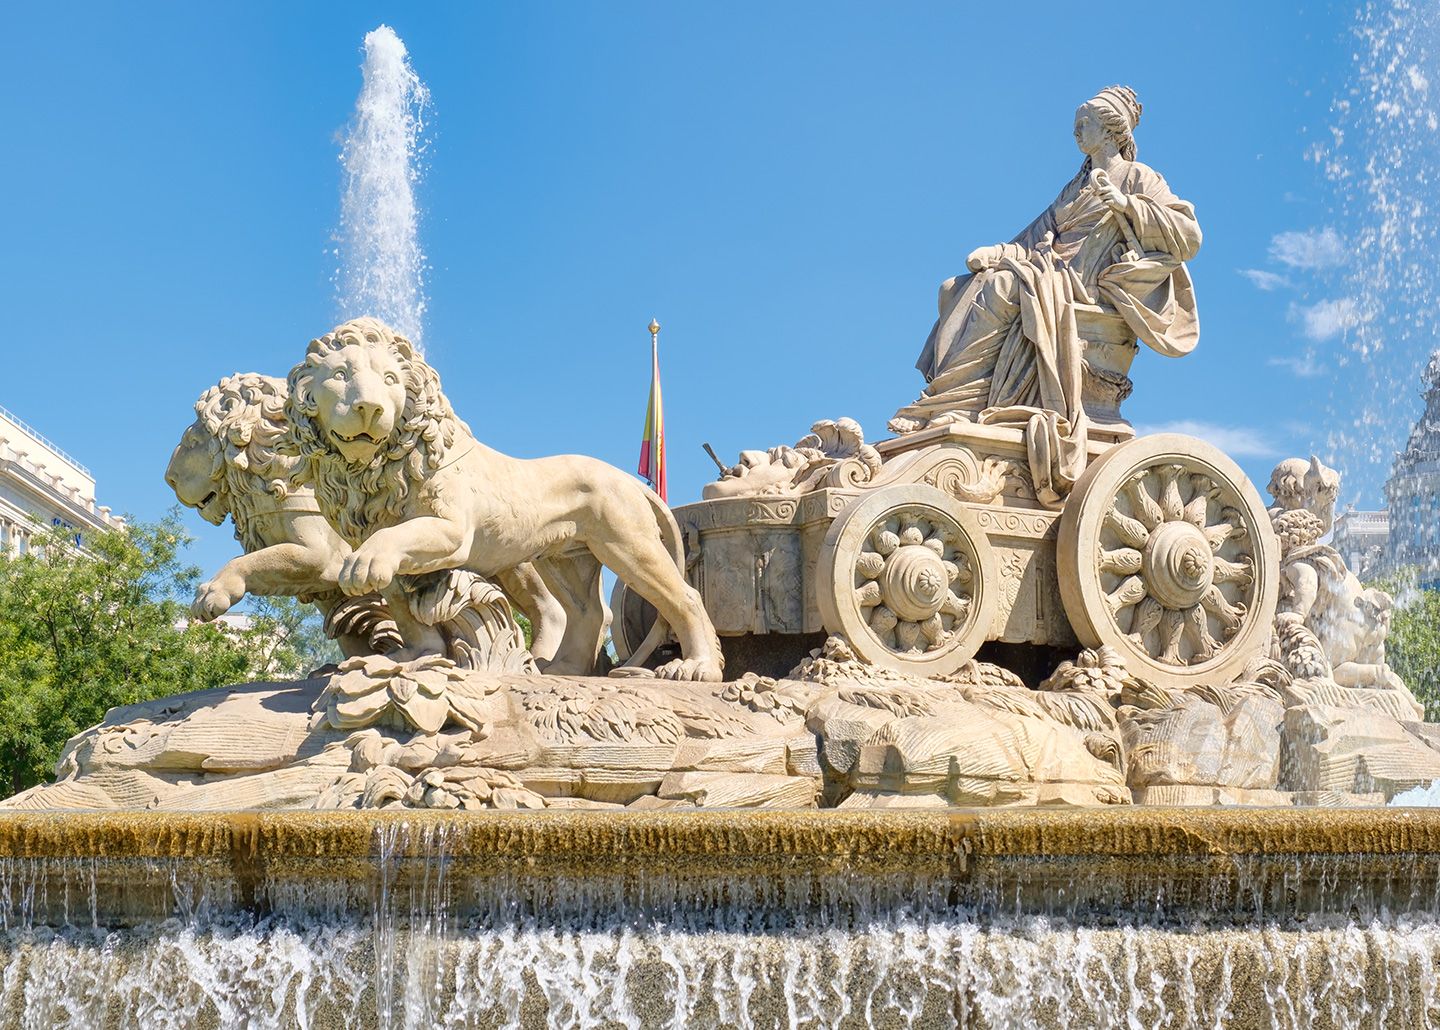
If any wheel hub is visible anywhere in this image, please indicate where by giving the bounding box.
[1141,520,1213,610]
[880,543,949,622]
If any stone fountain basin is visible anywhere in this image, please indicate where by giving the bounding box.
[3,807,1439,926]
[5,808,1440,1028]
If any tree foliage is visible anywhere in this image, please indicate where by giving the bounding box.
[1381,570,1440,720]
[243,594,342,680]
[0,511,334,796]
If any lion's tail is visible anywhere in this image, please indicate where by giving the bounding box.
[617,486,687,670]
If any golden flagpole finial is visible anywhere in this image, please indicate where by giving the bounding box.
[648,318,660,340]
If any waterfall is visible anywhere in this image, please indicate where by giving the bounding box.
[334,25,431,350]
[6,819,1440,1029]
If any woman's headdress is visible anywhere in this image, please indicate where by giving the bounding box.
[1086,85,1141,161]
[1090,86,1142,132]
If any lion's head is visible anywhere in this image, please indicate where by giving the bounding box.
[166,373,297,551]
[284,317,467,545]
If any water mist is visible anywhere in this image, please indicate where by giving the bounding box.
[1318,2,1440,506]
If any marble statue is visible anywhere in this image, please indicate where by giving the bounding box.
[165,373,399,656]
[1267,455,1341,534]
[165,372,563,667]
[702,418,882,499]
[283,318,724,681]
[889,86,1201,507]
[1269,456,1419,708]
[13,87,1440,817]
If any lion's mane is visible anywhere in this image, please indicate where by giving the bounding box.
[189,373,298,553]
[283,317,468,546]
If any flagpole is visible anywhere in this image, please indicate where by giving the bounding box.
[649,319,663,501]
[638,318,667,502]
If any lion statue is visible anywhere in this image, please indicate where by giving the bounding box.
[282,317,724,681]
[165,372,557,672]
[165,373,394,657]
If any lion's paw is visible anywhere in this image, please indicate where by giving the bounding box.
[193,576,245,621]
[652,657,724,682]
[339,549,401,596]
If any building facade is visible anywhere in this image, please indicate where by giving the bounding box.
[0,404,124,552]
[1330,350,1440,588]
[1382,351,1440,588]
[1331,508,1391,582]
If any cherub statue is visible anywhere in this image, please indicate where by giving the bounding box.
[1267,455,1340,534]
[1269,458,1420,712]
[889,86,1201,507]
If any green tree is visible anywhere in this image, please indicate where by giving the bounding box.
[1380,570,1440,720]
[0,511,261,795]
[239,594,342,678]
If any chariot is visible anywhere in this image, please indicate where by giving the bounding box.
[615,397,1279,689]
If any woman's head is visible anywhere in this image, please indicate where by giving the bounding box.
[1074,86,1142,161]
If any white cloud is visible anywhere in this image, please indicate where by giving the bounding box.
[1268,353,1326,377]
[1238,269,1292,291]
[1288,297,1359,340]
[1269,228,1345,269]
[1130,421,1277,458]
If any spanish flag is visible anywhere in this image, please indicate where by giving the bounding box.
[637,319,666,502]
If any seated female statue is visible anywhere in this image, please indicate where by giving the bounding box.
[889,86,1201,507]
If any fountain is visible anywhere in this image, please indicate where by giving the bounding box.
[1320,2,1440,508]
[4,21,1440,1030]
[4,809,1440,1027]
[334,25,430,350]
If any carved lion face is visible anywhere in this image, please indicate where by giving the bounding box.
[300,326,410,466]
[165,421,228,525]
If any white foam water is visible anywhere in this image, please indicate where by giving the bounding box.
[334,25,431,350]
[5,915,1440,1029]
[5,828,1440,1029]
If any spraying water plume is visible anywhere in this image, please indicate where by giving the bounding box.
[1318,1,1440,506]
[335,25,431,349]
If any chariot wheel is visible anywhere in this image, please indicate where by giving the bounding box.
[817,483,996,678]
[608,579,658,663]
[1057,433,1279,689]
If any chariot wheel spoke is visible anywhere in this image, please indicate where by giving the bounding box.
[1211,555,1253,586]
[1126,596,1163,644]
[1158,608,1184,665]
[1183,473,1214,528]
[1104,507,1151,550]
[1105,575,1147,613]
[1182,604,1217,662]
[1099,547,1143,576]
[856,551,885,579]
[1200,585,1244,634]
[1157,465,1186,522]
[940,590,970,618]
[1123,477,1164,531]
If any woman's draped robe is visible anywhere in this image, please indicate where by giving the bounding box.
[892,161,1201,507]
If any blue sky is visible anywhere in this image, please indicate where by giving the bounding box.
[2,2,1433,580]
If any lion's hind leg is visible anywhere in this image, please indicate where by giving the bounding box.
[589,537,723,683]
[497,563,567,663]
[532,555,609,677]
